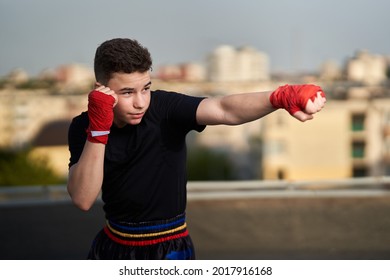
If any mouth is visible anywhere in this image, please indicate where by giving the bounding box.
[129,112,144,119]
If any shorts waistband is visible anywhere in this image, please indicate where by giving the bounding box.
[103,213,188,246]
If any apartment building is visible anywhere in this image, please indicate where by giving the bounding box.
[346,50,388,85]
[0,89,87,148]
[261,95,390,180]
[208,45,270,82]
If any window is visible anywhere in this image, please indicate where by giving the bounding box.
[264,140,285,156]
[352,141,365,158]
[277,169,285,180]
[351,113,365,131]
[353,167,367,177]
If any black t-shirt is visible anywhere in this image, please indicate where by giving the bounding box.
[68,90,206,222]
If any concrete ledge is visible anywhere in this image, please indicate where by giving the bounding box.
[1,194,390,259]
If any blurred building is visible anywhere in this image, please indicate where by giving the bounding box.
[29,120,71,177]
[6,69,29,85]
[156,65,182,81]
[208,45,270,82]
[54,64,94,90]
[262,97,390,180]
[320,60,342,81]
[182,63,206,82]
[0,89,87,178]
[1,44,389,181]
[34,63,95,89]
[156,63,206,82]
[156,45,270,83]
[346,50,388,85]
[0,89,87,149]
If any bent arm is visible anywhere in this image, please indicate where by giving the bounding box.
[196,91,276,126]
[67,141,105,211]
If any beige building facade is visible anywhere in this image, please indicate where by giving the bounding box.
[2,80,390,180]
[0,89,87,148]
[208,45,270,82]
[346,50,388,85]
[261,97,390,180]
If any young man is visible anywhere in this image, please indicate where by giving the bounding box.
[67,38,326,260]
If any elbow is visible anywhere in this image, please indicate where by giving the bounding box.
[71,196,94,211]
[67,185,94,211]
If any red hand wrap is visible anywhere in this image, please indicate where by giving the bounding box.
[269,84,325,115]
[87,90,115,144]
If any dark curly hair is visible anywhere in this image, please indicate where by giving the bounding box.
[94,38,153,84]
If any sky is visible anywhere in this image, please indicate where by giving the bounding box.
[1,0,389,77]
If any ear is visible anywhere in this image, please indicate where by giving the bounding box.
[94,82,102,89]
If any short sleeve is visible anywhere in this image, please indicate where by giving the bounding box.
[68,112,88,168]
[151,90,206,133]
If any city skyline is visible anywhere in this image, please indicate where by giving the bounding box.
[1,0,390,77]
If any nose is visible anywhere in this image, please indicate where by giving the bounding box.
[133,92,146,109]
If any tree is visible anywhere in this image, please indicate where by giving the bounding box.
[187,146,235,181]
[0,149,64,186]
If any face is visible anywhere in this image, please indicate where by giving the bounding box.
[106,71,152,127]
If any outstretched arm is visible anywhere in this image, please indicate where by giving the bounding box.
[196,84,326,126]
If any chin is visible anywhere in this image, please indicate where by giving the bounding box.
[128,118,143,125]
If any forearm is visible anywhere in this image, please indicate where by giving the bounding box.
[220,91,275,125]
[67,141,105,211]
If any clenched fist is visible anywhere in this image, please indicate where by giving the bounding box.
[269,84,326,122]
